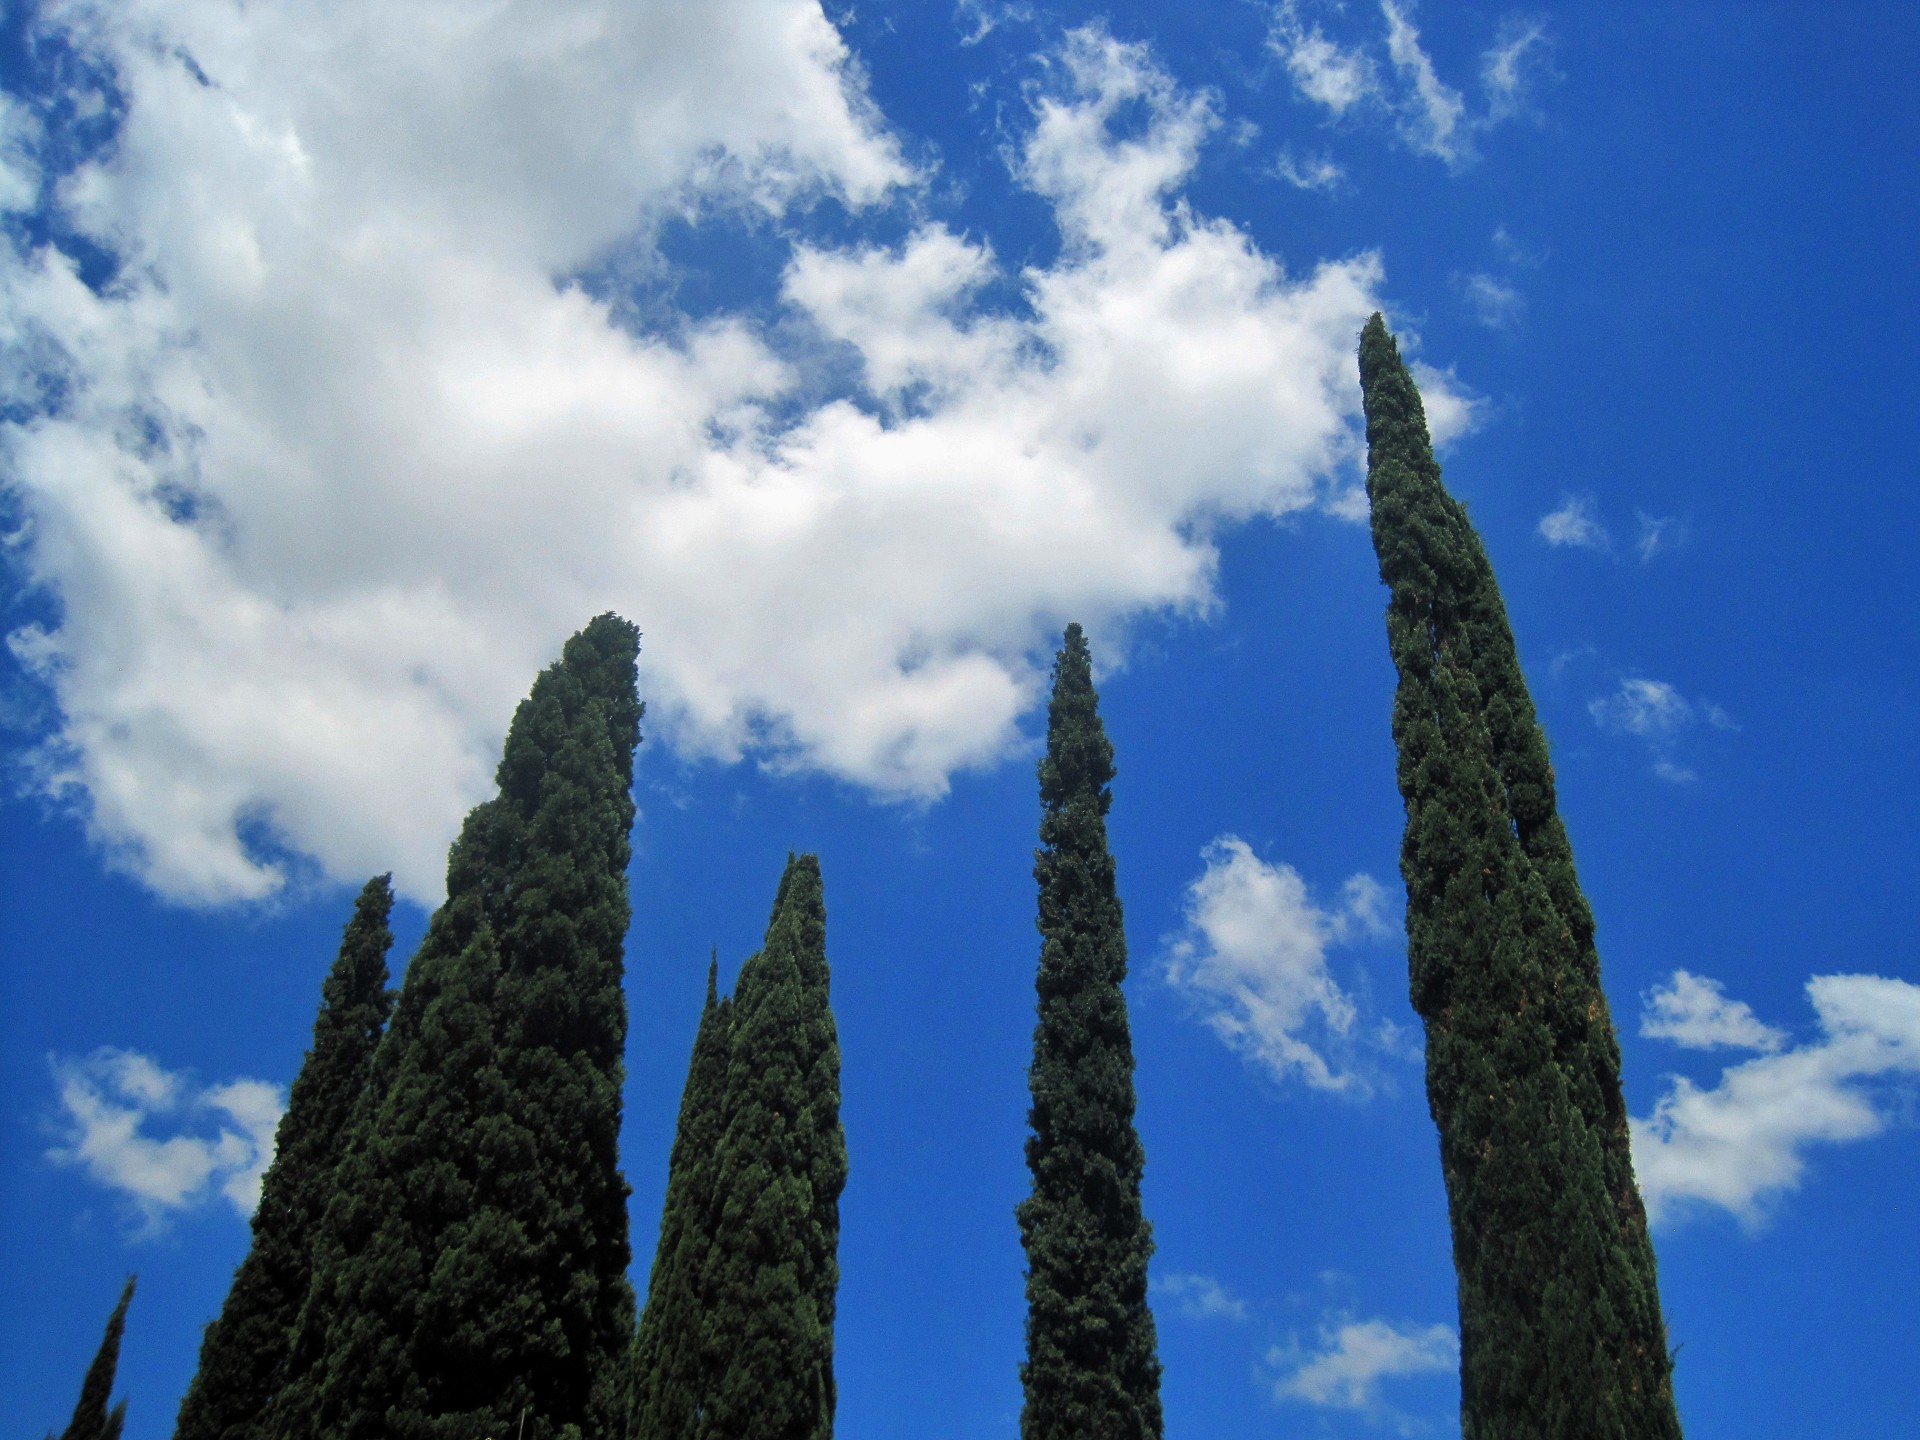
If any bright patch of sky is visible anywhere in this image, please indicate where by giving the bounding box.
[4,3,1918,1439]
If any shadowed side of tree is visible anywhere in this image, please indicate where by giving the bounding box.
[629,956,733,1440]
[276,615,643,1440]
[173,877,395,1440]
[1359,314,1681,1440]
[56,1275,135,1440]
[697,854,846,1440]
[1017,625,1162,1440]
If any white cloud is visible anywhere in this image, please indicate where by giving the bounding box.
[1458,271,1523,330]
[1641,969,1787,1052]
[0,94,40,213]
[1590,678,1691,738]
[48,1048,284,1228]
[1481,19,1552,121]
[1273,1315,1458,1411]
[1634,510,1685,562]
[1273,146,1346,192]
[1631,973,1920,1228]
[1155,1271,1251,1323]
[1408,361,1481,451]
[1164,836,1391,1092]
[1274,4,1551,172]
[1380,1,1469,166]
[1538,495,1610,551]
[1271,6,1379,116]
[1,11,1427,907]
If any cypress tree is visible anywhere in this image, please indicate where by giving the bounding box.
[57,1275,134,1440]
[174,876,395,1440]
[629,955,733,1440]
[1016,625,1162,1440]
[1358,314,1681,1440]
[277,614,644,1440]
[697,853,846,1440]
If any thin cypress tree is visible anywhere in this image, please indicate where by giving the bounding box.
[174,876,395,1440]
[629,955,733,1440]
[57,1275,135,1440]
[1016,625,1162,1440]
[1358,313,1681,1440]
[697,854,846,1440]
[277,615,643,1440]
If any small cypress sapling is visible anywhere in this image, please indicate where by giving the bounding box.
[56,1275,135,1440]
[1358,314,1681,1440]
[173,876,394,1440]
[1017,624,1163,1440]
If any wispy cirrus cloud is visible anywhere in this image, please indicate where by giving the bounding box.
[1631,972,1920,1228]
[1588,676,1734,783]
[1270,2,1554,171]
[1155,1271,1251,1323]
[48,1048,283,1230]
[1538,495,1610,551]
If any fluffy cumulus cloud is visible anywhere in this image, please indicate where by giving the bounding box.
[48,1048,284,1228]
[1641,969,1787,1052]
[1272,1315,1458,1414]
[1163,836,1392,1092]
[1631,971,1920,1228]
[0,4,1425,907]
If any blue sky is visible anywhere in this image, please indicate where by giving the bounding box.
[3,1,1917,1436]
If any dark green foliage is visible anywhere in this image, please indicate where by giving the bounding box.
[277,615,644,1440]
[1017,626,1162,1440]
[696,854,847,1440]
[629,956,733,1440]
[174,876,395,1440]
[1359,314,1681,1440]
[59,1275,134,1440]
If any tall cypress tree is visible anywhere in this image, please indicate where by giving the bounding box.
[1358,314,1680,1440]
[277,615,643,1440]
[697,853,846,1440]
[56,1275,135,1440]
[174,876,395,1440]
[1016,625,1162,1440]
[629,956,733,1440]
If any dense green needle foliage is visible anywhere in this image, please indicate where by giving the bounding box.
[693,853,847,1440]
[174,876,396,1440]
[55,1275,135,1440]
[1017,625,1162,1440]
[277,615,644,1440]
[629,956,733,1440]
[1359,314,1681,1440]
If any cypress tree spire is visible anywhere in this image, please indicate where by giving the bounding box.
[630,954,734,1440]
[174,876,395,1440]
[277,614,644,1440]
[58,1275,135,1440]
[698,853,846,1440]
[1017,625,1162,1440]
[1358,314,1681,1440]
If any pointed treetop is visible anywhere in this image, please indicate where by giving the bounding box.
[1040,623,1114,814]
[59,1275,134,1440]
